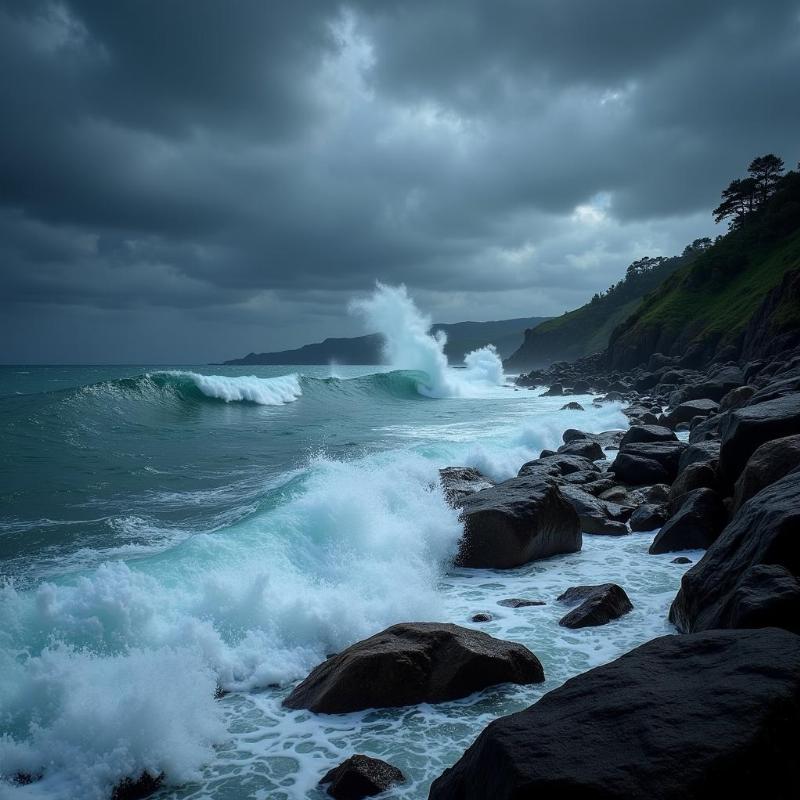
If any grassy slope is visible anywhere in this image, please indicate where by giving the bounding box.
[608,172,800,368]
[640,230,800,340]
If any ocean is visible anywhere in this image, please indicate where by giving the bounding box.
[0,289,693,799]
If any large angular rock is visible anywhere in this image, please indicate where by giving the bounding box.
[718,393,800,485]
[457,476,581,568]
[319,755,404,799]
[557,583,633,628]
[629,503,668,531]
[517,454,598,480]
[439,467,494,505]
[562,429,625,449]
[678,440,720,471]
[732,434,800,511]
[619,424,677,447]
[670,468,800,632]
[726,565,800,633]
[429,629,800,800]
[556,439,605,461]
[610,441,687,485]
[665,399,719,428]
[719,385,755,411]
[283,623,544,714]
[649,488,727,554]
[668,462,717,502]
[558,485,630,535]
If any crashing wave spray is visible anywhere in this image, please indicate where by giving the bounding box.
[350,283,506,397]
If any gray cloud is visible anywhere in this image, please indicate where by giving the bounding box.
[1,0,798,362]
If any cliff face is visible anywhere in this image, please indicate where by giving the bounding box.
[607,173,800,371]
[505,256,689,371]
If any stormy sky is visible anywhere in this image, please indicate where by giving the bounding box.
[1,1,798,364]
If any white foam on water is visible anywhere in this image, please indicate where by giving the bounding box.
[350,283,507,398]
[171,371,303,405]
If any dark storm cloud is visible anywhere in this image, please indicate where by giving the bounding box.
[0,0,798,362]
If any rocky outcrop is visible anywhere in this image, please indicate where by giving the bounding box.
[732,434,800,511]
[429,628,800,800]
[319,755,404,799]
[649,488,727,554]
[439,467,494,505]
[669,468,800,632]
[558,485,630,535]
[457,476,581,568]
[717,393,800,485]
[283,623,544,714]
[557,583,633,628]
[609,440,687,485]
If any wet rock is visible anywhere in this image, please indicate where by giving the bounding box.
[678,440,721,471]
[471,612,492,622]
[518,453,598,479]
[649,488,727,554]
[598,391,624,403]
[670,468,800,633]
[562,429,624,449]
[665,399,719,428]
[558,485,630,535]
[718,393,800,485]
[457,476,581,568]
[283,622,544,714]
[430,629,800,800]
[556,439,605,461]
[610,441,687,485]
[319,754,405,799]
[671,556,692,564]
[732,434,800,511]
[560,401,585,411]
[688,414,724,442]
[619,425,677,447]
[557,583,633,628]
[726,564,800,633]
[541,383,563,396]
[719,384,756,411]
[629,503,668,532]
[668,462,718,502]
[111,773,164,800]
[439,467,495,505]
[497,598,545,608]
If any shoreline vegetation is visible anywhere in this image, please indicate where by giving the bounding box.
[8,155,800,799]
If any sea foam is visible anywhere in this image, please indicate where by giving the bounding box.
[171,371,303,405]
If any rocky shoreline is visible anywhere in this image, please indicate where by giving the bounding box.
[44,343,799,800]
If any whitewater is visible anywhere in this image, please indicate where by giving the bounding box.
[0,285,693,799]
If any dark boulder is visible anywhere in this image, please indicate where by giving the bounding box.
[732,434,800,511]
[557,583,633,628]
[556,439,605,461]
[319,754,404,799]
[283,622,544,714]
[439,467,494,505]
[598,391,624,403]
[610,441,687,485]
[668,462,717,502]
[560,401,584,411]
[471,612,492,623]
[497,598,545,608]
[670,468,800,632]
[726,565,800,634]
[457,476,581,568]
[672,556,692,564]
[665,399,719,428]
[429,629,800,800]
[629,503,668,532]
[678,440,720,471]
[719,384,756,411]
[541,383,563,396]
[559,485,630,535]
[518,453,598,479]
[718,393,800,485]
[688,414,724,442]
[619,424,677,448]
[562,429,625,449]
[111,774,163,800]
[649,488,727,554]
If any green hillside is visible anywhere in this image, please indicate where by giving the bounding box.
[608,170,800,369]
[505,253,693,369]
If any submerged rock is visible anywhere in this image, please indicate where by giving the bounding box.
[283,622,544,714]
[319,754,405,799]
[457,476,581,569]
[497,598,545,608]
[557,583,633,628]
[560,401,584,411]
[429,628,800,800]
[111,773,164,800]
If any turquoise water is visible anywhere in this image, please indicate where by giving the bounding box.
[0,362,692,799]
